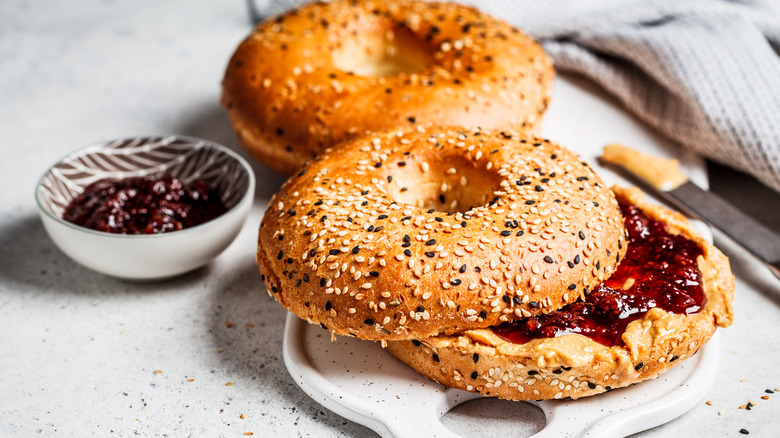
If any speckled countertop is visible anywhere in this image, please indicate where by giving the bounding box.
[1,1,779,436]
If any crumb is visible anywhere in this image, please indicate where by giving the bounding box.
[187,378,195,382]
[226,321,234,328]
[718,410,725,416]
[244,433,254,436]
[225,382,233,386]
[705,401,713,406]
[153,370,162,375]
[761,396,770,400]
[246,323,255,328]
[240,413,246,419]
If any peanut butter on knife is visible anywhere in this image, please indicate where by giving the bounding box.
[601,144,688,191]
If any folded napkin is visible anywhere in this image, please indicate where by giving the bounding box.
[250,0,780,193]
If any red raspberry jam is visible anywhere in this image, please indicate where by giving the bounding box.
[63,175,227,235]
[492,201,704,347]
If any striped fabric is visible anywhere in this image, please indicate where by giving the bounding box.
[250,0,780,193]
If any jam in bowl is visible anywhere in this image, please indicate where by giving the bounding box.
[35,135,255,280]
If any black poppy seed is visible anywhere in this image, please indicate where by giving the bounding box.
[361,190,369,195]
[309,249,315,258]
[579,231,586,240]
[277,250,283,260]
[320,215,328,222]
[367,225,375,232]
[386,176,392,183]
[451,279,462,285]
[404,249,412,256]
[374,226,384,232]
[407,116,416,123]
[369,271,379,277]
[471,371,478,379]
[432,353,440,362]
[474,266,481,273]
[276,127,284,136]
[605,386,613,392]
[286,258,293,264]
[500,230,511,236]
[325,301,332,311]
[304,301,310,307]
[426,239,437,245]
[543,255,554,264]
[435,217,443,222]
[402,216,412,221]
[766,389,775,394]
[416,306,425,313]
[529,301,539,308]
[568,284,577,290]
[412,340,422,346]
[459,264,467,273]
[577,176,589,181]
[402,242,411,248]
[329,249,340,256]
[516,230,524,236]
[512,296,522,306]
[364,318,374,326]
[528,370,538,375]
[277,235,284,240]
[479,310,487,319]
[461,221,467,227]
[541,178,550,183]
[398,161,406,167]
[304,229,312,235]
[320,278,326,287]
[588,382,596,389]
[378,214,388,220]
[473,353,479,363]
[739,429,749,435]
[314,200,323,206]
[425,251,435,257]
[552,369,562,375]
[297,169,306,176]
[525,200,535,205]
[574,254,580,264]
[670,355,679,362]
[534,185,544,192]
[568,261,575,268]
[562,366,571,371]
[427,209,435,214]
[374,162,382,168]
[352,246,360,254]
[596,261,601,270]
[271,286,277,293]
[303,274,309,282]
[296,280,301,287]
[618,239,623,249]
[635,362,644,371]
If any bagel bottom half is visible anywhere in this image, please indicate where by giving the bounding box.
[385,186,734,401]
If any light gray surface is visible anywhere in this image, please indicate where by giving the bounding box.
[1,1,778,436]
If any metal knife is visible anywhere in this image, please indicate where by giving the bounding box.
[600,144,780,280]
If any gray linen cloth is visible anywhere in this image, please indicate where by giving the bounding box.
[250,0,780,193]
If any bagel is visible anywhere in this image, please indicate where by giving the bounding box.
[385,186,734,400]
[222,0,555,175]
[257,126,627,341]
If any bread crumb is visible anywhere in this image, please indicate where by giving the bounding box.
[225,382,233,386]
[705,400,713,406]
[153,370,162,375]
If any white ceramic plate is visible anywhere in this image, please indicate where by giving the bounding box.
[282,74,716,437]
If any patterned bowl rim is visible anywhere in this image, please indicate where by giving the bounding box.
[35,135,256,239]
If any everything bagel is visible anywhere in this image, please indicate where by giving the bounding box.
[257,127,627,341]
[222,0,554,175]
[385,186,734,400]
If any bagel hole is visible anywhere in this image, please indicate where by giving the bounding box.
[440,398,546,437]
[332,25,431,77]
[387,154,502,213]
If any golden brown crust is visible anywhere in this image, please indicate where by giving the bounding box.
[257,127,627,340]
[222,0,555,175]
[385,186,735,400]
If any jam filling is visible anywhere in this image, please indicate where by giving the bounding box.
[492,201,705,347]
[63,175,227,235]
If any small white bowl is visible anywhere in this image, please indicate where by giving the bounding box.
[35,135,255,280]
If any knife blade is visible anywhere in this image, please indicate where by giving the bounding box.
[600,144,780,280]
